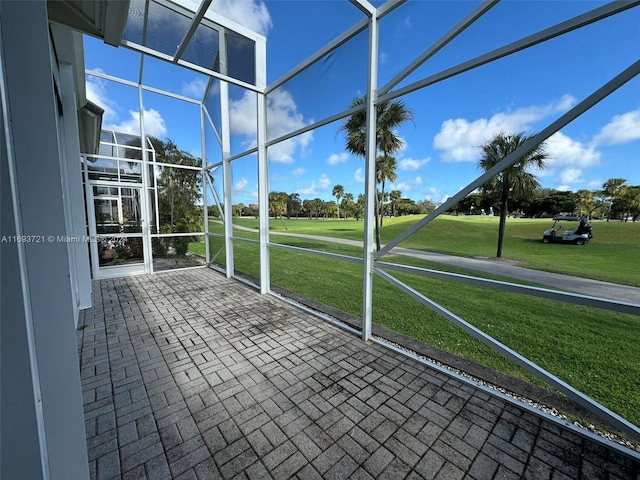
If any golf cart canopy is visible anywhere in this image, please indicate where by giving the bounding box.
[552,216,583,221]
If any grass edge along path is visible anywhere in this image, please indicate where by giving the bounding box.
[222,216,640,287]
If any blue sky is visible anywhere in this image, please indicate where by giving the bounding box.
[84,0,640,208]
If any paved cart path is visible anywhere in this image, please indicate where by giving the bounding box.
[225,223,640,305]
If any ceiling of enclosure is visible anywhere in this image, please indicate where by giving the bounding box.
[65,0,640,201]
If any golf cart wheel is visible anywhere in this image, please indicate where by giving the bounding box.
[575,239,585,245]
[542,237,550,243]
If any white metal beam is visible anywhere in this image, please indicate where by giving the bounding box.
[375,267,640,441]
[349,0,376,17]
[173,0,213,62]
[377,261,640,316]
[376,58,640,258]
[379,0,639,103]
[361,14,379,342]
[257,92,270,294]
[220,80,234,278]
[201,105,210,263]
[267,18,369,94]
[380,0,499,95]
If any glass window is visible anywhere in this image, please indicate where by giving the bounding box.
[182,23,220,72]
[204,78,222,142]
[267,30,368,142]
[225,31,255,84]
[122,0,146,45]
[144,1,191,57]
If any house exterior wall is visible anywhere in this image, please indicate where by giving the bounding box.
[0,0,90,478]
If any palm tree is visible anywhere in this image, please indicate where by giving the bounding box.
[479,132,548,258]
[390,190,402,217]
[332,184,344,219]
[601,177,626,222]
[340,96,413,250]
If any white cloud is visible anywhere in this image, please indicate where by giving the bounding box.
[395,182,412,192]
[181,77,208,99]
[399,157,430,171]
[232,176,248,193]
[354,167,365,184]
[86,73,168,137]
[228,91,256,136]
[592,108,640,146]
[327,152,349,166]
[299,174,331,196]
[229,89,313,164]
[391,175,424,194]
[545,132,600,170]
[85,74,117,122]
[180,0,272,35]
[292,167,306,177]
[104,109,168,138]
[559,168,583,185]
[557,185,571,192]
[424,187,448,204]
[433,95,576,162]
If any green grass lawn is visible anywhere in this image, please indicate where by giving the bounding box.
[223,215,640,287]
[189,231,640,427]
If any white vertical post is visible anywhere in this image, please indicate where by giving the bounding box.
[220,80,234,277]
[59,62,92,315]
[219,25,234,277]
[138,84,153,274]
[255,35,270,293]
[84,158,101,280]
[257,92,270,293]
[362,13,379,341]
[201,105,210,262]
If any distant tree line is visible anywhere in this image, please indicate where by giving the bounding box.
[450,178,640,222]
[207,190,437,222]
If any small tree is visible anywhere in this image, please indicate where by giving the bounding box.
[269,191,289,229]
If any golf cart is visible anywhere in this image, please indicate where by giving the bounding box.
[542,216,592,245]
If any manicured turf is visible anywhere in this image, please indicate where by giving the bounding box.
[189,227,640,427]
[226,215,640,287]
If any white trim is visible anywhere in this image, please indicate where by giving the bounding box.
[257,92,269,294]
[0,17,50,478]
[361,14,379,342]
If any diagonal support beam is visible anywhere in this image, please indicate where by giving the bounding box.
[380,0,500,95]
[379,0,640,103]
[173,0,213,62]
[375,267,640,441]
[375,58,640,258]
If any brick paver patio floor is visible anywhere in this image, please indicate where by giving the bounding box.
[78,268,640,479]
